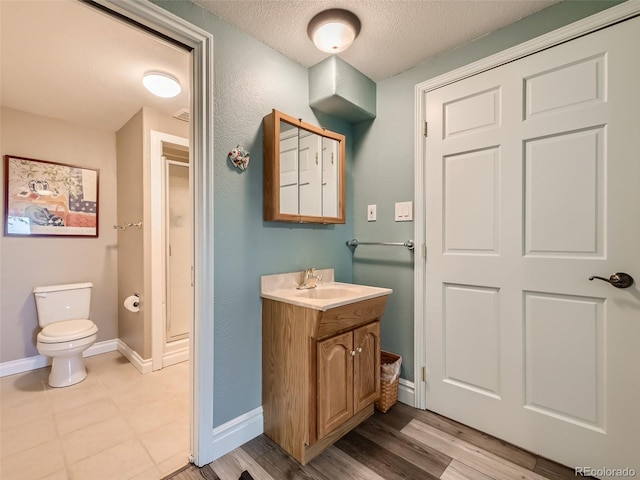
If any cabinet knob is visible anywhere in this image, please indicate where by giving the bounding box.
[350,350,356,356]
[356,347,362,353]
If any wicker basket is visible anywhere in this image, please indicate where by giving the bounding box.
[375,351,401,413]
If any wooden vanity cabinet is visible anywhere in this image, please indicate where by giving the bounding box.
[262,296,387,465]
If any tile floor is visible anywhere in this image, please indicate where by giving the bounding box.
[0,351,190,480]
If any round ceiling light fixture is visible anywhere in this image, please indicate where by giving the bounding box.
[307,9,361,53]
[142,70,181,98]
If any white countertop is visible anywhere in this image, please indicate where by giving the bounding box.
[260,269,392,311]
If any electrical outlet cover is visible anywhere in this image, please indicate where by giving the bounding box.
[367,204,377,221]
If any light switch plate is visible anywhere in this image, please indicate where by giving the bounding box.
[367,204,377,221]
[395,201,413,222]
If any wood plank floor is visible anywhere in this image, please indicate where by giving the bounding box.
[166,403,592,480]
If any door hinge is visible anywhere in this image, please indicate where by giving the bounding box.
[423,121,428,137]
[422,366,427,382]
[423,243,427,260]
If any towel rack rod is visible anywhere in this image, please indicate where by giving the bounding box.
[113,221,143,230]
[346,239,414,251]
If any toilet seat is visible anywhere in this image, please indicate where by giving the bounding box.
[37,319,98,343]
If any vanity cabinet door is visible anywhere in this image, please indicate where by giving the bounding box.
[316,322,381,440]
[317,331,354,439]
[353,322,380,413]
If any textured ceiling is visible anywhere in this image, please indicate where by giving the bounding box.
[192,0,561,81]
[1,0,561,132]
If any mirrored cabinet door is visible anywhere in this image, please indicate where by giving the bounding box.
[278,121,299,216]
[264,109,345,224]
[298,129,322,217]
[322,137,340,218]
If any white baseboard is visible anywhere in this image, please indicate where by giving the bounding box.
[117,339,152,374]
[163,338,190,367]
[211,406,264,461]
[207,381,412,463]
[398,377,416,407]
[0,339,118,378]
[87,339,119,357]
[163,348,190,368]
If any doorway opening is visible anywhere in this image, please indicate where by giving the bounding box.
[93,0,215,466]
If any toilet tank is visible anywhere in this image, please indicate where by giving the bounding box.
[33,282,93,327]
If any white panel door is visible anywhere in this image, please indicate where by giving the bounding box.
[424,16,640,475]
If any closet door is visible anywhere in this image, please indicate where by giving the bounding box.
[422,15,640,472]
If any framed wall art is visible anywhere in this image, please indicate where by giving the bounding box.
[4,155,99,237]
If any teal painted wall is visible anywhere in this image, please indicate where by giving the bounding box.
[152,0,622,427]
[152,1,354,427]
[351,0,624,382]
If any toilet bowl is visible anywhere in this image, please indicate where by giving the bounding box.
[33,283,98,387]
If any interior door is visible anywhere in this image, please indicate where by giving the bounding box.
[423,16,640,474]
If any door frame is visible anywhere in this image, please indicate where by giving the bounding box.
[413,2,640,410]
[91,0,215,466]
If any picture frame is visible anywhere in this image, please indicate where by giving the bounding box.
[4,155,99,237]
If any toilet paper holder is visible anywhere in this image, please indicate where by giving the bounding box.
[123,293,141,313]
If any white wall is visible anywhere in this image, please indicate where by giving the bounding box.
[0,107,118,362]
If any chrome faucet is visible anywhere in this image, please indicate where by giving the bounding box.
[297,268,323,289]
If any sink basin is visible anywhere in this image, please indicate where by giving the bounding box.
[260,270,392,311]
[294,285,361,299]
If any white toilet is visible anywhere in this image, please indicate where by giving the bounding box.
[34,282,98,387]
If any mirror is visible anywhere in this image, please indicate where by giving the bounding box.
[263,109,345,223]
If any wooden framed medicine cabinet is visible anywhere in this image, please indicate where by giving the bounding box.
[263,109,346,223]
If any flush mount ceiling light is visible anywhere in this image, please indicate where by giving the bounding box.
[142,70,181,98]
[307,9,361,53]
